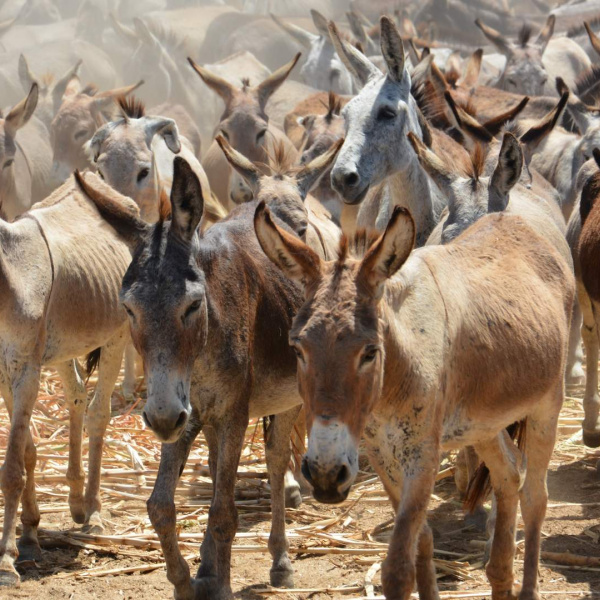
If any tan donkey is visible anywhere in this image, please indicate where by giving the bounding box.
[255,203,574,600]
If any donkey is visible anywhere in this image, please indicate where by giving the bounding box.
[50,79,144,183]
[0,175,137,587]
[271,9,354,95]
[254,201,574,600]
[190,53,301,210]
[0,83,55,221]
[79,155,307,599]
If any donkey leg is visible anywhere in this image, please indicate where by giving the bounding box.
[288,406,309,501]
[581,288,600,447]
[415,522,440,600]
[566,299,585,385]
[122,342,137,400]
[0,365,41,586]
[56,361,87,524]
[84,335,127,532]
[197,425,218,579]
[474,431,526,600]
[519,391,561,600]
[148,416,201,600]
[265,407,300,588]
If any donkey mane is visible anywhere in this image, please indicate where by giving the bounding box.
[117,95,146,119]
[460,144,486,182]
[258,140,300,177]
[336,230,381,266]
[575,65,600,104]
[324,90,343,122]
[518,23,534,48]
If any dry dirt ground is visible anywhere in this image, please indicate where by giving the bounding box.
[0,369,599,600]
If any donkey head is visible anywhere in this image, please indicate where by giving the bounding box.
[255,203,415,503]
[330,16,423,204]
[50,80,143,183]
[476,16,555,96]
[271,10,353,95]
[189,53,299,204]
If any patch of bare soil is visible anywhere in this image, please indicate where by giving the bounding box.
[0,371,599,600]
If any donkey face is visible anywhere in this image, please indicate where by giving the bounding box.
[329,17,422,204]
[254,203,415,503]
[121,157,207,443]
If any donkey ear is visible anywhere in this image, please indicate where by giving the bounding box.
[489,132,522,212]
[18,54,37,94]
[407,132,456,192]
[215,134,261,193]
[254,201,321,288]
[475,19,513,56]
[585,21,600,57]
[144,117,181,154]
[328,20,381,87]
[188,57,236,106]
[255,53,301,111]
[5,83,38,138]
[520,91,568,156]
[380,16,406,83]
[296,138,344,199]
[462,49,483,88]
[170,156,204,242]
[310,9,330,38]
[271,13,317,49]
[358,206,415,299]
[536,14,555,54]
[51,59,83,112]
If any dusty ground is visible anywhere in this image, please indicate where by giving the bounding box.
[0,370,599,600]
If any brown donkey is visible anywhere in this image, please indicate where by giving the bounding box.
[255,204,574,600]
[78,156,308,599]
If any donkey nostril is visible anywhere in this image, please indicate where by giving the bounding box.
[336,464,351,487]
[175,411,187,430]
[142,411,153,430]
[345,172,359,187]
[301,458,314,485]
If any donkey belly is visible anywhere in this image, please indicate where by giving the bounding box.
[248,375,302,420]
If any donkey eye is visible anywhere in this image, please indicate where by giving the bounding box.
[74,129,88,141]
[183,300,202,321]
[97,170,105,180]
[123,304,134,319]
[291,342,305,363]
[220,129,229,141]
[377,107,397,121]
[360,345,379,366]
[137,168,150,183]
[3,158,14,169]
[256,129,267,143]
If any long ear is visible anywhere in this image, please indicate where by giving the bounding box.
[328,20,380,87]
[187,57,236,106]
[254,201,321,287]
[489,132,522,212]
[444,91,493,145]
[358,206,415,298]
[557,77,595,133]
[536,14,555,54]
[380,16,405,83]
[296,138,344,199]
[310,9,330,38]
[170,156,204,242]
[51,59,83,112]
[144,117,181,154]
[462,49,483,88]
[347,11,375,54]
[475,19,513,56]
[407,131,457,192]
[109,12,139,47]
[520,91,568,155]
[270,13,316,49]
[74,170,149,248]
[585,21,600,57]
[255,53,301,111]
[18,54,37,94]
[5,83,38,138]
[91,79,145,114]
[481,96,529,137]
[215,134,261,192]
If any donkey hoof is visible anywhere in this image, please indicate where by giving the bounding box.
[82,513,104,534]
[583,428,600,449]
[16,540,42,564]
[270,567,294,588]
[69,504,86,525]
[0,568,20,587]
[190,576,231,600]
[284,485,303,509]
[464,505,488,533]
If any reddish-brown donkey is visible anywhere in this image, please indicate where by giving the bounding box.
[254,203,574,600]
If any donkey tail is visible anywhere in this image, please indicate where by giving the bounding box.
[85,348,102,382]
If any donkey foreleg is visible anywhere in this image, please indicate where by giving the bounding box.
[122,342,138,400]
[580,286,600,447]
[265,406,301,588]
[0,364,41,586]
[148,416,201,600]
[56,360,88,524]
[84,334,127,532]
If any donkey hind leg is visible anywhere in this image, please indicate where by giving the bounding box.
[265,406,301,588]
[287,405,310,502]
[581,288,600,447]
[84,334,127,533]
[56,360,88,524]
[197,425,218,580]
[462,446,488,533]
[148,416,201,600]
[519,391,561,600]
[566,298,585,385]
[474,430,526,600]
[0,365,41,586]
